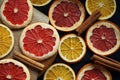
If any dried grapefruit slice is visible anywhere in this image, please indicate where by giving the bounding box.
[58,34,86,63]
[0,59,30,80]
[86,21,120,56]
[85,0,116,20]
[49,0,85,32]
[20,22,60,61]
[44,63,76,80]
[0,0,33,29]
[77,63,112,80]
[30,0,51,6]
[0,24,14,59]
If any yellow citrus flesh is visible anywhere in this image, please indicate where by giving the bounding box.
[59,34,86,63]
[0,24,14,58]
[86,0,116,20]
[30,0,51,6]
[44,63,76,80]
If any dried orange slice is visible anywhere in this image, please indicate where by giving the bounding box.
[0,24,14,58]
[58,34,86,63]
[30,0,51,6]
[20,22,60,61]
[0,0,33,29]
[85,0,116,20]
[77,63,112,80]
[86,21,120,56]
[0,59,30,80]
[44,63,76,80]
[49,0,85,32]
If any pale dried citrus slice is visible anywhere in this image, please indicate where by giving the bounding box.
[0,24,14,58]
[58,34,86,63]
[77,63,112,80]
[0,59,30,80]
[0,0,33,29]
[85,0,116,20]
[44,63,76,80]
[30,0,51,6]
[86,21,120,56]
[20,22,60,61]
[49,0,85,32]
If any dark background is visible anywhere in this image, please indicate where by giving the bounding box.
[34,0,120,80]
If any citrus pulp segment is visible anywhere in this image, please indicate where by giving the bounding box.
[85,0,116,20]
[20,22,60,61]
[0,0,33,29]
[44,63,76,80]
[77,63,112,80]
[58,34,86,63]
[0,24,14,59]
[86,21,120,56]
[0,59,30,80]
[30,0,51,6]
[49,0,85,32]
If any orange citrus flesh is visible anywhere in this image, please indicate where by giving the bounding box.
[30,0,51,6]
[0,24,14,58]
[86,0,116,20]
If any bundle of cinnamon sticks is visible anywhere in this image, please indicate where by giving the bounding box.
[91,54,120,72]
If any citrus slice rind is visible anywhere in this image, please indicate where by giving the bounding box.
[20,22,60,61]
[0,24,14,59]
[30,0,51,6]
[49,0,85,32]
[44,63,76,80]
[0,59,30,80]
[85,0,116,20]
[0,0,33,29]
[86,21,120,56]
[58,34,86,63]
[77,63,112,80]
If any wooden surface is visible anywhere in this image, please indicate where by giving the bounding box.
[0,1,57,80]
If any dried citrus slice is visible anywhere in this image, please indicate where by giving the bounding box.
[58,34,86,63]
[0,0,33,29]
[0,59,30,80]
[20,22,60,61]
[49,0,85,32]
[30,0,51,6]
[86,21,120,56]
[85,0,116,20]
[0,24,14,58]
[77,63,112,80]
[44,63,76,80]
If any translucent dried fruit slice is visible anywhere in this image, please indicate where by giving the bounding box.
[58,34,86,63]
[0,24,14,58]
[85,0,116,20]
[20,22,60,61]
[49,0,85,32]
[0,59,30,80]
[44,63,76,80]
[0,0,33,29]
[30,0,51,6]
[86,21,120,56]
[77,63,112,80]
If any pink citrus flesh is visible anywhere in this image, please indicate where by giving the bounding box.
[23,25,56,56]
[81,68,106,80]
[90,25,117,52]
[52,1,81,27]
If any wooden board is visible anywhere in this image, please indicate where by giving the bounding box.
[0,1,57,80]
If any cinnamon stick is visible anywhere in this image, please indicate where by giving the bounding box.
[76,10,101,35]
[91,54,120,72]
[13,51,45,71]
